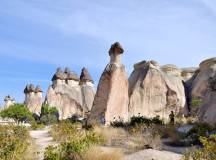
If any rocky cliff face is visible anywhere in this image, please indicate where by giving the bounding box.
[45,67,95,120]
[128,61,187,120]
[190,58,216,124]
[24,84,43,116]
[89,42,129,125]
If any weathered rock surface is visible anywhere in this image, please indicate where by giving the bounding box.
[190,58,216,124]
[45,68,83,120]
[89,42,129,125]
[24,84,43,116]
[181,68,197,81]
[80,68,95,113]
[4,95,15,108]
[128,61,187,120]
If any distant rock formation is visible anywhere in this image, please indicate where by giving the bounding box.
[24,84,43,116]
[80,67,95,113]
[89,42,129,125]
[181,68,197,81]
[4,95,15,108]
[45,68,83,120]
[128,61,187,120]
[190,57,216,124]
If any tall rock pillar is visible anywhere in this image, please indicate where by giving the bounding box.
[89,42,129,125]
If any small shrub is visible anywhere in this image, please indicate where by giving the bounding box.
[183,134,216,160]
[186,123,214,144]
[44,146,59,160]
[40,104,59,125]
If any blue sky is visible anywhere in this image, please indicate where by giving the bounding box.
[0,0,216,106]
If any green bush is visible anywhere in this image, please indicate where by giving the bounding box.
[0,104,33,123]
[191,97,203,107]
[183,134,216,160]
[0,125,29,160]
[45,121,105,160]
[186,123,214,144]
[40,104,59,125]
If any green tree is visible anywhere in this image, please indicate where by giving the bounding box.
[40,104,59,125]
[0,104,33,123]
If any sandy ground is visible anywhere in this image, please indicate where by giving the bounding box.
[29,129,56,160]
[123,149,182,160]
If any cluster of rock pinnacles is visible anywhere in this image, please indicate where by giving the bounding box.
[6,42,215,125]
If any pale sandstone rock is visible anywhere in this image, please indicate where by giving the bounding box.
[190,58,216,124]
[129,61,187,120]
[80,68,95,113]
[181,68,197,81]
[45,68,83,120]
[24,84,43,116]
[89,42,129,125]
[4,95,15,108]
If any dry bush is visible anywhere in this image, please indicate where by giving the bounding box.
[84,146,123,160]
[93,126,126,145]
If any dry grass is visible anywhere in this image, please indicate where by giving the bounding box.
[22,138,39,160]
[84,146,123,160]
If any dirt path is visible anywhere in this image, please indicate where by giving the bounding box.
[29,128,56,160]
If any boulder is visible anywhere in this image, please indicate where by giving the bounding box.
[89,42,129,125]
[24,84,43,116]
[128,61,187,120]
[190,58,216,124]
[45,68,83,120]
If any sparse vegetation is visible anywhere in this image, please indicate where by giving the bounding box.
[183,134,216,160]
[0,125,36,160]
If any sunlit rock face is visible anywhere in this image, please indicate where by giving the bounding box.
[45,68,83,120]
[128,61,187,120]
[24,84,43,116]
[4,95,15,108]
[80,67,95,113]
[190,57,216,124]
[89,42,129,125]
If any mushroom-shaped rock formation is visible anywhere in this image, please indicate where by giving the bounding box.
[45,68,83,120]
[4,95,15,108]
[190,57,216,124]
[128,60,187,120]
[89,42,129,125]
[80,67,94,84]
[52,68,66,86]
[80,68,95,113]
[24,84,43,116]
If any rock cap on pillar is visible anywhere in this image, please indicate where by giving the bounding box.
[109,42,124,55]
[51,68,66,81]
[80,67,94,83]
[35,85,43,93]
[24,84,35,93]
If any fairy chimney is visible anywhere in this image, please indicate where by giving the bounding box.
[4,95,15,108]
[89,42,129,125]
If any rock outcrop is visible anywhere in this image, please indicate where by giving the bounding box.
[45,68,83,120]
[80,67,95,113]
[128,61,187,120]
[4,95,15,108]
[190,58,216,124]
[89,42,129,125]
[181,68,197,81]
[24,84,43,116]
